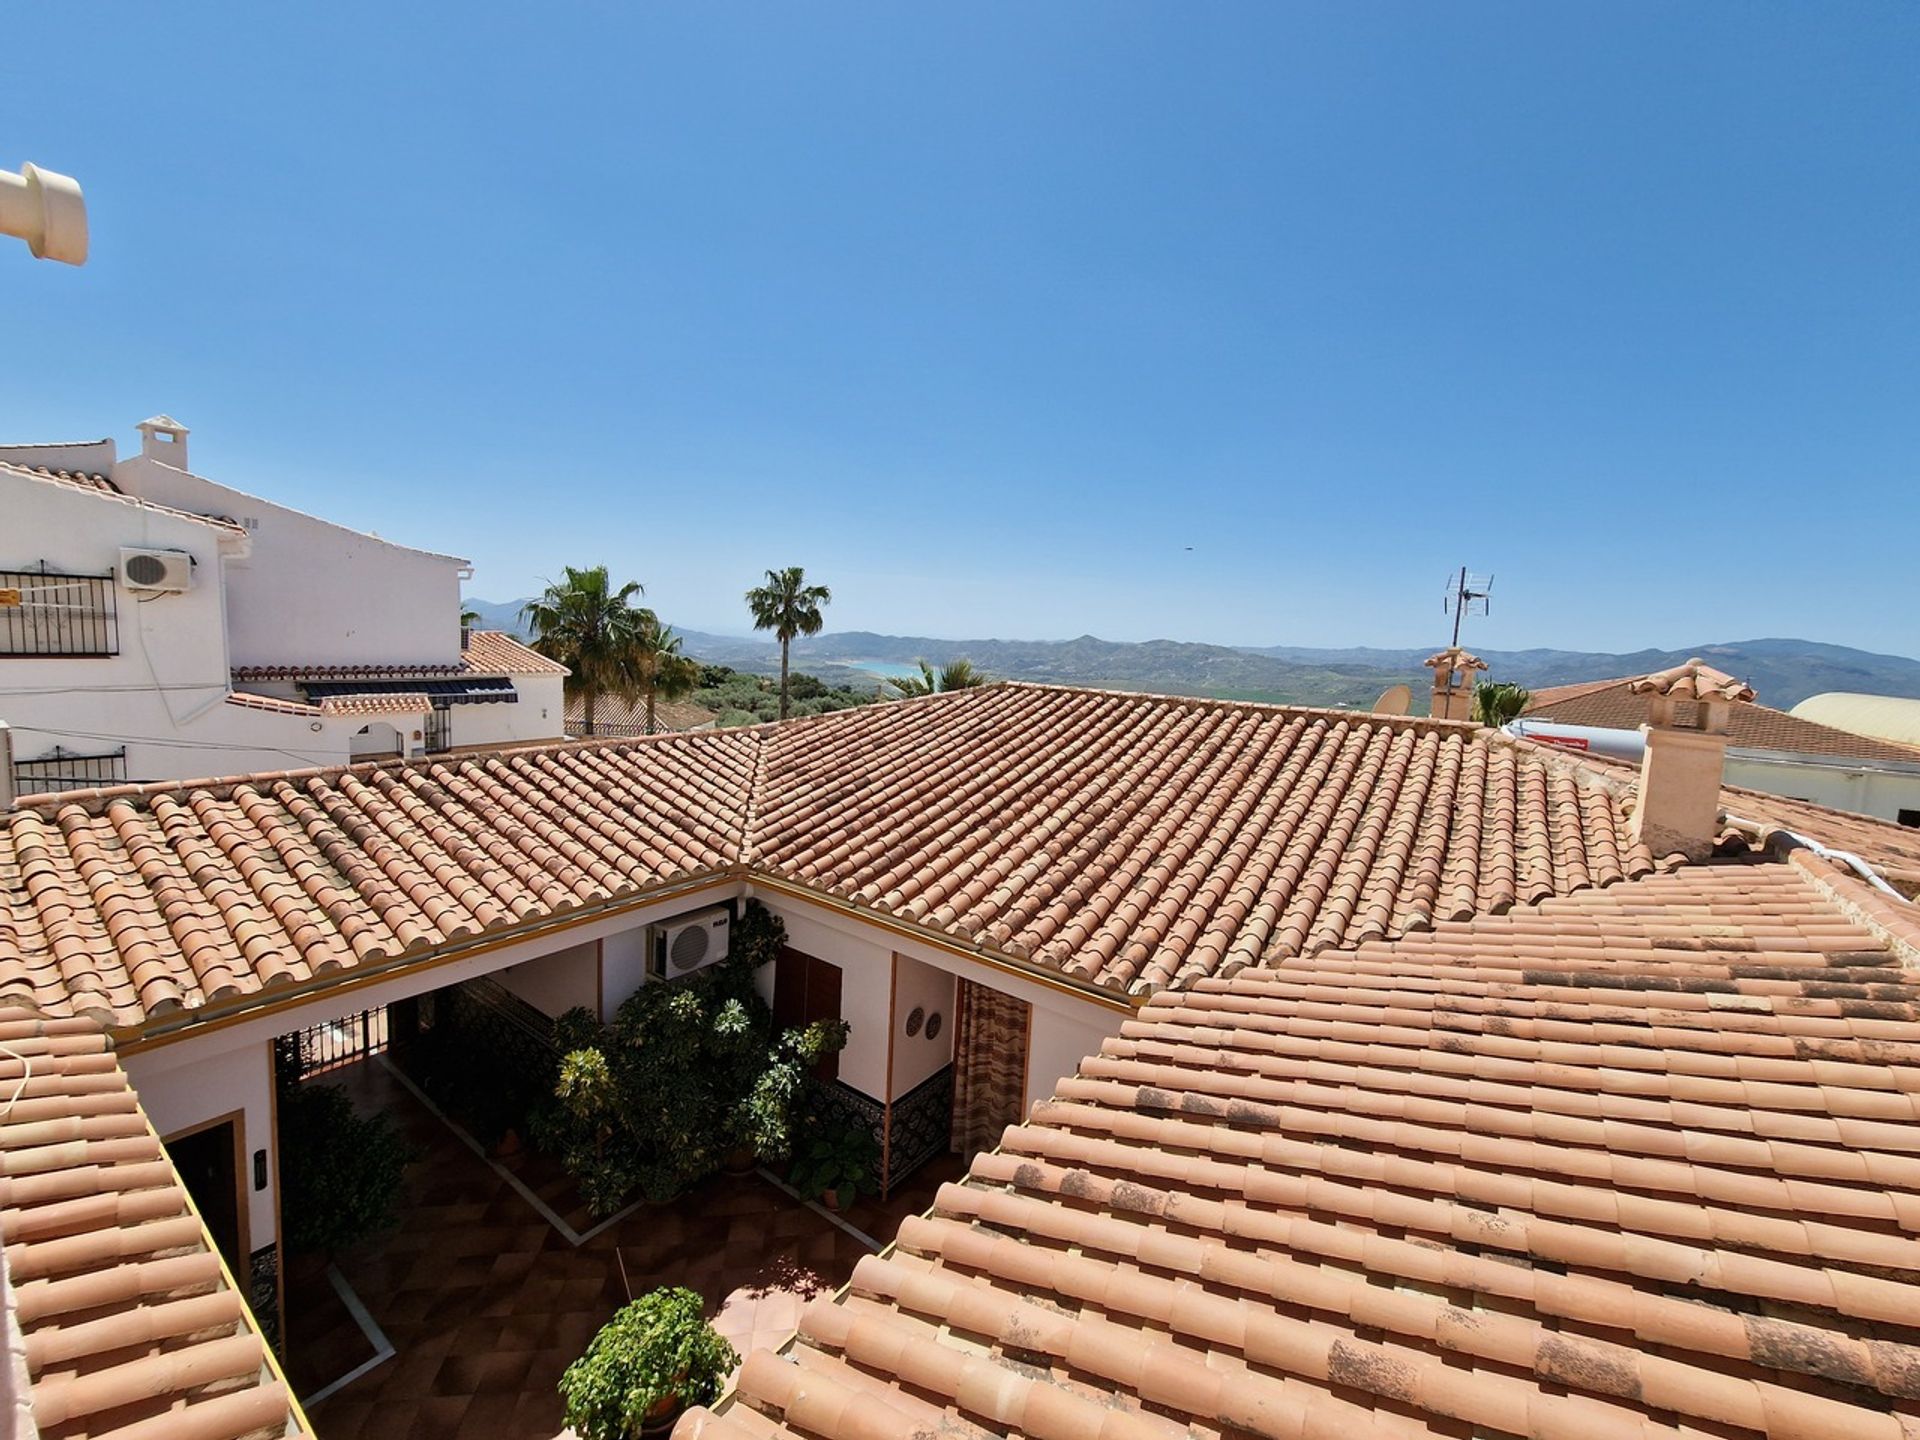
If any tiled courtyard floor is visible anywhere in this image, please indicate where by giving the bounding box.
[283,1057,947,1440]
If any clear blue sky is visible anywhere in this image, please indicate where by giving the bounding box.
[4,4,1916,654]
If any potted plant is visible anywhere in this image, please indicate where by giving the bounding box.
[791,1120,879,1210]
[558,1286,739,1438]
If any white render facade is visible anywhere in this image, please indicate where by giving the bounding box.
[0,417,566,794]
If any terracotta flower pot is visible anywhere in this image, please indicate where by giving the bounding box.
[491,1128,522,1159]
[723,1144,756,1175]
[820,1187,842,1211]
[639,1394,683,1435]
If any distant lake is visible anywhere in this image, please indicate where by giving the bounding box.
[845,659,925,680]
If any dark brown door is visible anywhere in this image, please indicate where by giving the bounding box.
[773,946,843,1081]
[166,1119,246,1278]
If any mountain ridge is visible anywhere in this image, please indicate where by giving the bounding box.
[462,599,1920,711]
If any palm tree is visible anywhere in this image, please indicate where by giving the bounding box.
[886,658,988,698]
[1471,680,1533,727]
[745,567,831,720]
[521,566,650,733]
[632,616,702,734]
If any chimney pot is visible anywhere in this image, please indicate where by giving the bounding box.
[1626,658,1756,861]
[1424,647,1488,722]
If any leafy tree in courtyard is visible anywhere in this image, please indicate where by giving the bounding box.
[521,565,651,732]
[745,566,831,720]
[1472,680,1533,727]
[277,1081,409,1254]
[885,657,988,698]
[631,614,702,734]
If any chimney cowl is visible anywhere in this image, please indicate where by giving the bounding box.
[1425,647,1488,723]
[136,415,189,469]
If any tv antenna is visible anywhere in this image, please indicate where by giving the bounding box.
[1443,566,1494,649]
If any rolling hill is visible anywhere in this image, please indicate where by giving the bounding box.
[463,599,1920,712]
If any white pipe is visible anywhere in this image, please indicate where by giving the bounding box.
[1503,719,1646,761]
[1725,810,1909,902]
[0,162,87,265]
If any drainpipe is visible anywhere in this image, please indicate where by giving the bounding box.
[1725,810,1910,903]
[0,723,14,812]
[0,161,87,265]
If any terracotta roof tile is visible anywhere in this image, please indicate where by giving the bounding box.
[221,692,322,718]
[315,693,433,718]
[230,631,566,685]
[1630,656,1757,703]
[8,684,1919,1032]
[0,462,249,539]
[1526,677,1920,763]
[687,858,1920,1440]
[0,1008,307,1439]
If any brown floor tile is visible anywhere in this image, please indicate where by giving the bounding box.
[290,1056,896,1439]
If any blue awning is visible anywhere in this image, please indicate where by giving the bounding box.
[302,677,519,705]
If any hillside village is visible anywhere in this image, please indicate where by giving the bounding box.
[6,15,1920,1440]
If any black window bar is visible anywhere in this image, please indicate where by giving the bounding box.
[12,746,128,796]
[0,566,120,657]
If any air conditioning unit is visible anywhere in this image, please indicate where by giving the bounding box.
[648,905,731,981]
[118,547,193,592]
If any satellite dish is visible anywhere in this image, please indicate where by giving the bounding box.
[1373,683,1412,716]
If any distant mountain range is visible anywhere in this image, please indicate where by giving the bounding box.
[464,599,1920,712]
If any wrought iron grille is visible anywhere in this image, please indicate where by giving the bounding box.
[0,567,119,656]
[273,1006,389,1083]
[12,746,128,796]
[424,703,452,753]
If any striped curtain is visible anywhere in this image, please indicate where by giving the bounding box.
[950,978,1031,1159]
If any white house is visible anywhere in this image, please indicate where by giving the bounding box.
[0,416,565,795]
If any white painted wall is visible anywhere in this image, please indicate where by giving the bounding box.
[114,447,467,671]
[764,899,894,1101]
[758,891,1130,1112]
[122,1040,278,1260]
[1024,1004,1122,1115]
[1725,751,1920,825]
[0,470,371,785]
[495,938,599,1018]
[600,924,651,1021]
[448,673,566,750]
[890,953,956,1096]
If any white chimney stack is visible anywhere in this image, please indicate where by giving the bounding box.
[137,415,190,469]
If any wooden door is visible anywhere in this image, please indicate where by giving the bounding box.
[773,946,844,1082]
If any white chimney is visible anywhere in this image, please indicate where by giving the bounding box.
[137,414,189,469]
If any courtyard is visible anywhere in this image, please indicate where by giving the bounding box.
[281,1055,960,1440]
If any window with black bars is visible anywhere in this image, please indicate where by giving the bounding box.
[0,567,120,656]
[13,746,128,796]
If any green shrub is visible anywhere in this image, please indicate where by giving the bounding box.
[558,1286,738,1439]
[791,1118,880,1203]
[539,901,836,1212]
[278,1082,409,1254]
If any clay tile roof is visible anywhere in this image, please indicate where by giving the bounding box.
[316,693,433,718]
[229,631,566,685]
[221,692,323,718]
[1525,677,1920,764]
[1629,656,1757,703]
[0,1008,309,1439]
[683,855,1920,1440]
[5,683,1918,1031]
[1424,645,1487,672]
[0,462,248,539]
[458,631,569,677]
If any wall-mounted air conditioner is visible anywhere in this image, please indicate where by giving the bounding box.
[118,547,193,592]
[648,905,731,981]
